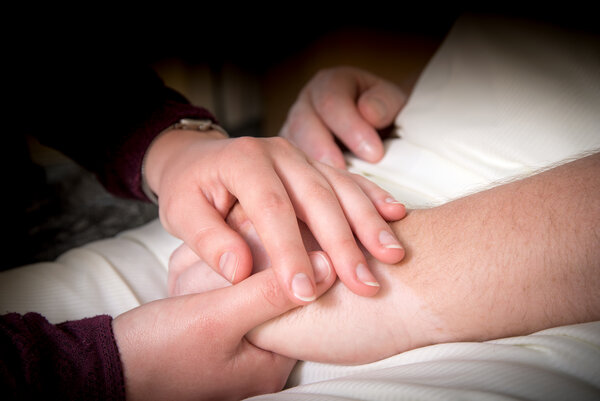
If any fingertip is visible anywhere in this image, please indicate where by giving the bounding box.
[356,262,380,288]
[355,138,385,163]
[211,236,254,284]
[309,251,332,284]
[290,272,317,303]
[375,197,407,222]
[288,252,336,305]
[375,243,406,265]
[336,260,381,298]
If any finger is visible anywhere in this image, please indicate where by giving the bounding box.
[309,68,384,162]
[280,93,346,168]
[223,252,335,336]
[168,244,198,296]
[226,203,273,274]
[273,150,382,296]
[227,203,327,273]
[348,172,407,222]
[357,79,407,129]
[168,244,231,297]
[159,189,253,284]
[233,342,297,398]
[223,138,320,304]
[311,161,405,266]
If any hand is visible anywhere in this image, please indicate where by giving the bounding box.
[145,131,406,303]
[168,202,330,297]
[112,260,337,401]
[280,66,407,168]
[246,154,600,365]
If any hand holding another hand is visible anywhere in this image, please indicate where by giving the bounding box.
[113,260,336,401]
[144,130,406,303]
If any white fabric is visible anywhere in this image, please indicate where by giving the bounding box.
[250,322,600,401]
[349,15,600,209]
[1,13,599,401]
[249,16,600,400]
[0,219,178,322]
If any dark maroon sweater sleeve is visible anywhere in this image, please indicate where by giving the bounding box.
[1,313,125,401]
[31,60,216,201]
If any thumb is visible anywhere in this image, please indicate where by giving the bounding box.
[222,251,336,336]
[358,80,407,129]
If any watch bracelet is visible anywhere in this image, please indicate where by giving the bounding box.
[140,119,229,205]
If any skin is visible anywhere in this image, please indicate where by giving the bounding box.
[279,66,408,168]
[144,66,409,306]
[112,251,337,401]
[170,153,600,365]
[112,66,409,399]
[143,129,406,304]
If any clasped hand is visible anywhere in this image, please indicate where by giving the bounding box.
[114,66,410,400]
[145,130,406,302]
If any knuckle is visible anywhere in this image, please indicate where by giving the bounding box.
[314,91,339,116]
[260,275,288,310]
[349,171,364,181]
[337,235,359,252]
[312,68,330,83]
[188,226,220,260]
[305,181,336,204]
[227,136,266,157]
[313,66,355,86]
[338,170,363,188]
[266,135,293,151]
[313,67,338,83]
[260,191,293,215]
[280,114,306,144]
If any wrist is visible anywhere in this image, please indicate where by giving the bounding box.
[379,209,453,350]
[142,120,228,203]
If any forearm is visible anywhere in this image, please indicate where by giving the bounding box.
[403,152,600,343]
[249,153,600,364]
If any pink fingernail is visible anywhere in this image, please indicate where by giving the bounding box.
[310,253,331,284]
[292,273,316,302]
[356,263,379,287]
[385,197,403,205]
[219,251,238,282]
[370,97,387,122]
[379,230,403,249]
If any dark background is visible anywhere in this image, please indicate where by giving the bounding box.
[3,4,596,269]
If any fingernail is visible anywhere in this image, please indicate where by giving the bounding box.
[310,253,331,283]
[292,273,316,302]
[379,230,403,249]
[356,263,379,287]
[385,196,403,205]
[357,140,377,160]
[370,97,387,122]
[219,251,238,282]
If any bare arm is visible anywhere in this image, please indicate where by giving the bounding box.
[248,153,600,364]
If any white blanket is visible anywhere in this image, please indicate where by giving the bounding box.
[1,13,599,401]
